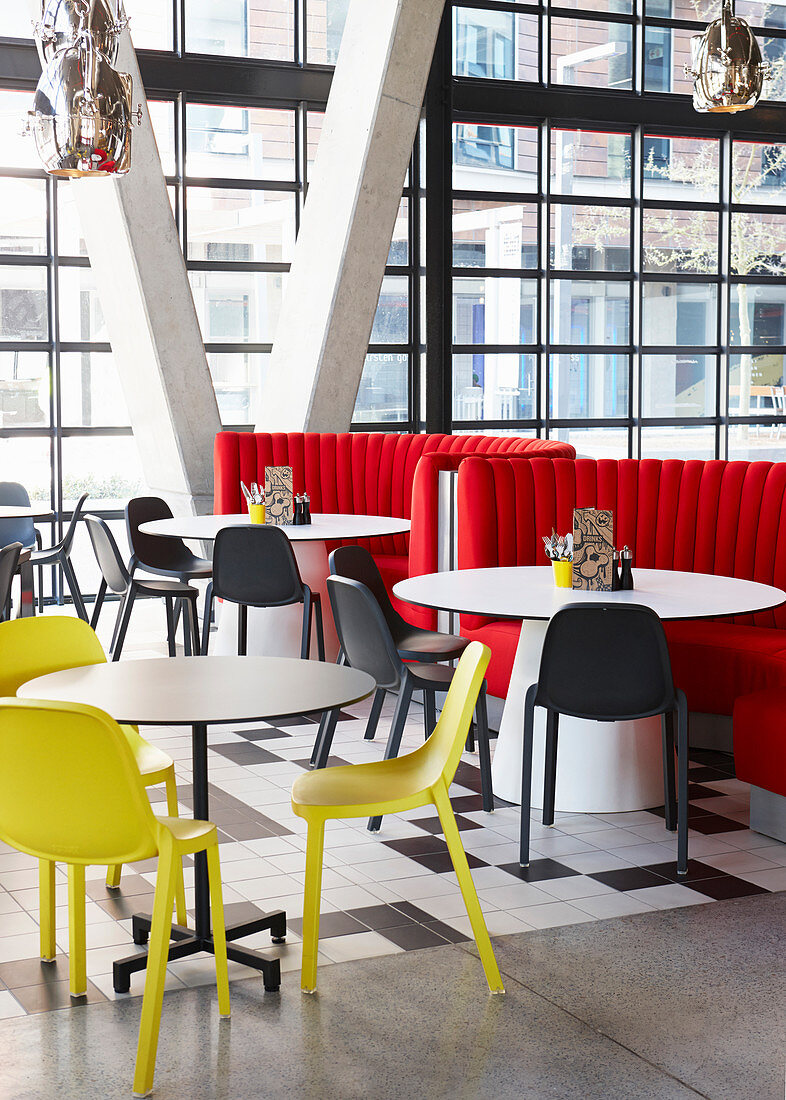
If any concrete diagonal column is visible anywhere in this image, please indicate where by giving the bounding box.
[256,0,446,433]
[66,29,221,514]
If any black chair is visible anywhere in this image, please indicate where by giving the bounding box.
[126,496,212,583]
[520,602,688,875]
[328,545,471,743]
[310,575,493,831]
[85,515,200,660]
[0,542,22,622]
[29,492,89,620]
[201,525,325,659]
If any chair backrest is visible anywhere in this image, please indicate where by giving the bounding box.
[85,515,130,594]
[411,640,490,788]
[326,576,403,691]
[328,545,408,634]
[60,492,89,555]
[213,525,304,607]
[535,603,677,720]
[0,543,22,617]
[0,482,36,549]
[126,495,191,572]
[0,699,158,866]
[0,615,107,696]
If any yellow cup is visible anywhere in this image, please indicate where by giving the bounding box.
[249,503,265,524]
[552,560,573,588]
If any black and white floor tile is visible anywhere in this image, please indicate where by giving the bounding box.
[0,602,784,1018]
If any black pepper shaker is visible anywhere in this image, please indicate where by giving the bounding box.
[619,545,634,591]
[293,494,304,525]
[302,492,312,525]
[611,549,620,591]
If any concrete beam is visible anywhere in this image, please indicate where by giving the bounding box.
[64,26,221,514]
[256,0,446,433]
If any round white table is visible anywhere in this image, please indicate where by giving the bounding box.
[394,567,786,814]
[0,505,53,520]
[19,655,375,993]
[139,513,411,660]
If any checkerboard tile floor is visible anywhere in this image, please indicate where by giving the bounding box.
[1,603,784,1015]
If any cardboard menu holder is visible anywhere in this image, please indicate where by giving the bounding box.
[572,507,614,591]
[264,466,295,526]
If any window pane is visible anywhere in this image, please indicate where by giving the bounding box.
[551,205,631,271]
[0,267,48,341]
[645,0,717,19]
[0,436,51,503]
[57,183,87,257]
[733,141,786,204]
[58,268,108,343]
[307,0,350,64]
[306,112,324,172]
[562,0,632,11]
[125,0,174,50]
[0,89,39,170]
[643,135,720,202]
[452,353,537,420]
[731,212,786,276]
[453,124,538,192]
[642,282,717,345]
[207,351,269,425]
[550,280,631,344]
[453,277,537,345]
[551,129,632,198]
[550,353,628,417]
[389,199,409,266]
[184,0,295,61]
[453,8,538,82]
[60,435,144,510]
[643,209,719,273]
[728,423,786,461]
[643,27,697,95]
[551,19,632,90]
[549,426,628,457]
[60,353,130,427]
[187,188,296,263]
[730,353,786,415]
[149,100,177,177]
[186,105,296,182]
[0,352,49,427]
[730,284,786,346]
[640,425,716,459]
[642,354,717,417]
[190,270,286,343]
[738,0,786,28]
[0,179,46,255]
[453,199,538,268]
[371,277,408,344]
[353,352,409,423]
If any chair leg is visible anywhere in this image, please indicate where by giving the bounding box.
[300,820,326,994]
[433,782,504,994]
[519,684,538,867]
[237,603,248,657]
[661,711,677,832]
[423,689,437,739]
[68,864,87,998]
[91,578,107,630]
[39,859,56,962]
[676,692,689,875]
[201,583,214,655]
[37,563,44,614]
[132,839,178,1099]
[106,863,122,889]
[542,710,559,827]
[164,597,176,658]
[206,845,230,1018]
[475,685,494,813]
[312,593,326,662]
[164,769,188,928]
[368,676,414,832]
[363,688,386,741]
[112,588,136,661]
[301,588,313,660]
[182,598,198,656]
[312,708,340,770]
[62,554,88,622]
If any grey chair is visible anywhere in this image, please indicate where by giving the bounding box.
[29,492,89,620]
[310,575,493,831]
[0,482,38,552]
[85,515,200,660]
[201,525,325,659]
[520,602,688,874]
[0,542,23,622]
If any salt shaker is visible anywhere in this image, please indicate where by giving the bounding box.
[293,495,304,525]
[303,493,312,525]
[611,549,621,591]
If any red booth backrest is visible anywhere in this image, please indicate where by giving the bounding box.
[215,432,575,558]
[458,456,786,631]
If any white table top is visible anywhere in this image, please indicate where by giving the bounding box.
[394,566,786,622]
[0,505,53,520]
[139,512,411,543]
[19,655,376,726]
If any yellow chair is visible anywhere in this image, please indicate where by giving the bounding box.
[0,616,188,961]
[291,640,504,995]
[0,698,230,1098]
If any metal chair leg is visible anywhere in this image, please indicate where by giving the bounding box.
[475,684,494,813]
[519,683,538,867]
[91,579,107,630]
[312,593,326,662]
[62,554,88,622]
[676,692,689,875]
[661,710,677,832]
[312,708,340,770]
[164,597,176,658]
[363,687,386,741]
[301,587,314,660]
[368,675,414,832]
[237,603,248,656]
[112,587,136,661]
[423,688,437,739]
[542,710,559,827]
[201,583,214,655]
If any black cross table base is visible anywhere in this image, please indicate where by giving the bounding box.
[112,722,287,994]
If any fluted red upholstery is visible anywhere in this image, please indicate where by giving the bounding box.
[214,432,575,620]
[456,456,786,709]
[734,690,786,798]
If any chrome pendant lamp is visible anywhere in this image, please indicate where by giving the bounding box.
[685,0,772,113]
[26,0,141,177]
